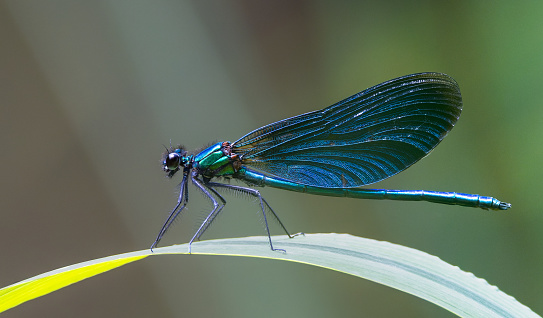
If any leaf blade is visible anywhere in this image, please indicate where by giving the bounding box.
[0,255,147,312]
[1,234,538,317]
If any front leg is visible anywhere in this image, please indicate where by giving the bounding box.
[151,172,189,251]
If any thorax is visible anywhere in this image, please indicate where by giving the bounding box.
[193,142,242,179]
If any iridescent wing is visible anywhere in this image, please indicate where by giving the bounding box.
[232,73,462,188]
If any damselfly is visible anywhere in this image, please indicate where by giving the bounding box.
[152,73,510,252]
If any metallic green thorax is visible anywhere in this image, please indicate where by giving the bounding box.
[193,142,239,179]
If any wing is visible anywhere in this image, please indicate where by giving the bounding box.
[232,73,462,188]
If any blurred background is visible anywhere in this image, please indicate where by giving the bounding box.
[1,1,541,317]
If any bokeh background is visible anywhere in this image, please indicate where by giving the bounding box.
[1,1,542,317]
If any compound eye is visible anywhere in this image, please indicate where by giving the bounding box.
[164,153,181,171]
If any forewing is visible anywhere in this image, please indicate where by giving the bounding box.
[232,73,462,188]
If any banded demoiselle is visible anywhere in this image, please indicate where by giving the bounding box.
[152,73,510,252]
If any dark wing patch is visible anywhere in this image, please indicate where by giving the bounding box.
[232,73,462,188]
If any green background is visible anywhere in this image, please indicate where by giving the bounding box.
[1,1,541,317]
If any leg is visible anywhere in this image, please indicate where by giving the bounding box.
[207,182,299,252]
[188,176,225,253]
[151,173,189,251]
[194,184,227,241]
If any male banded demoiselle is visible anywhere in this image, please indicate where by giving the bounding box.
[152,72,510,252]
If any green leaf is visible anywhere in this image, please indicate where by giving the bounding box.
[0,234,538,317]
[0,255,147,312]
